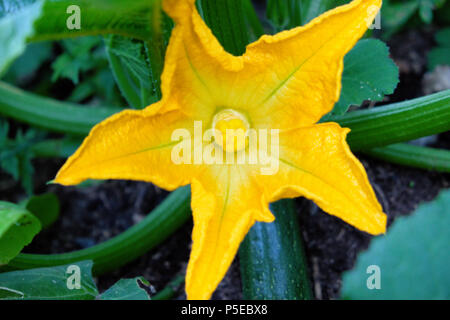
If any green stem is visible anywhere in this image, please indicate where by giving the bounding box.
[4,187,191,276]
[0,81,120,136]
[239,199,313,299]
[363,143,450,173]
[152,275,185,300]
[329,90,450,151]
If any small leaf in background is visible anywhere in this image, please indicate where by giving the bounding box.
[0,261,98,300]
[341,189,450,300]
[418,0,447,24]
[24,193,60,229]
[381,0,419,39]
[428,28,450,70]
[0,0,43,76]
[105,35,157,108]
[51,37,102,84]
[0,201,41,265]
[381,0,447,39]
[100,277,152,300]
[0,120,42,195]
[329,39,399,116]
[2,42,53,84]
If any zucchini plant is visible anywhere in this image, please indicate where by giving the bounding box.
[0,0,449,301]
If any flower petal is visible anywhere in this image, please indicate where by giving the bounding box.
[186,165,273,300]
[161,0,248,118]
[260,123,386,235]
[243,0,382,129]
[54,105,198,190]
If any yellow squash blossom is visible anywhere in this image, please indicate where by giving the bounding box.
[55,0,387,299]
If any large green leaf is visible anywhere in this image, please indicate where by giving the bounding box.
[51,37,102,84]
[341,189,450,300]
[100,277,151,300]
[0,1,43,75]
[0,201,41,265]
[330,39,399,115]
[0,0,161,75]
[0,261,98,300]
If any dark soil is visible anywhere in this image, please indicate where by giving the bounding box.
[1,28,449,300]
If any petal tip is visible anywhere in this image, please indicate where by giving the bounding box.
[366,211,388,235]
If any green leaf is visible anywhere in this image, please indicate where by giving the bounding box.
[381,0,446,39]
[24,193,60,229]
[2,42,52,83]
[0,201,41,266]
[0,0,43,76]
[0,261,98,300]
[330,39,399,115]
[428,28,450,70]
[100,277,151,300]
[419,0,446,24]
[105,35,156,109]
[0,123,41,195]
[341,189,450,300]
[0,0,162,75]
[51,37,101,84]
[104,2,170,108]
[381,0,419,39]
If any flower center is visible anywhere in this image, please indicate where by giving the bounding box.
[212,109,250,153]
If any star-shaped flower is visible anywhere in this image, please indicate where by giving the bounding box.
[55,0,387,299]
